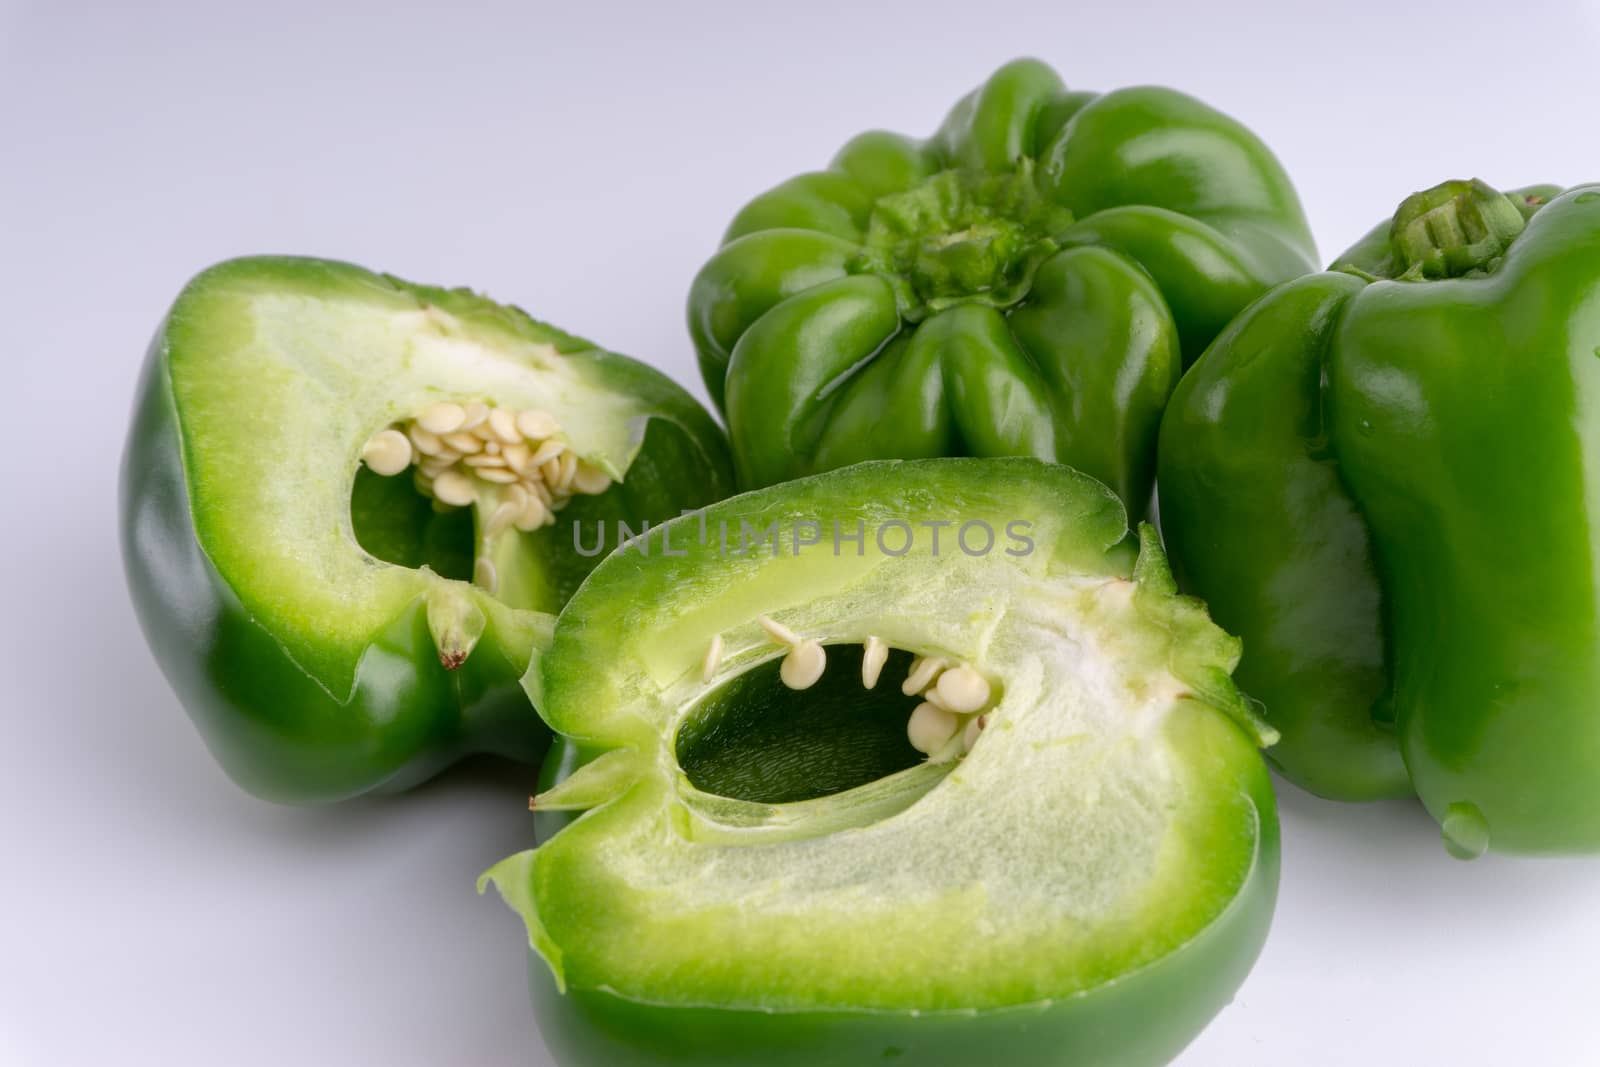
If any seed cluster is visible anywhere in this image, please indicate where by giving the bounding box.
[898,657,991,758]
[705,622,995,762]
[360,401,613,534]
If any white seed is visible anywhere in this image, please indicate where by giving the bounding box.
[549,496,570,512]
[472,419,500,442]
[459,402,489,430]
[476,466,520,484]
[412,470,433,494]
[529,438,566,468]
[571,462,613,495]
[921,687,953,712]
[473,556,498,594]
[758,615,799,646]
[432,470,477,507]
[420,458,454,480]
[408,425,444,456]
[961,715,986,753]
[907,702,959,756]
[488,407,520,443]
[502,442,531,472]
[464,452,508,468]
[516,409,559,439]
[515,494,551,531]
[417,402,466,435]
[484,440,501,455]
[902,656,946,696]
[361,429,412,476]
[540,458,563,484]
[430,448,462,465]
[861,636,888,689]
[935,664,991,714]
[528,478,553,505]
[441,431,482,454]
[556,451,578,491]
[700,634,723,683]
[505,482,530,510]
[780,641,826,690]
[485,499,520,538]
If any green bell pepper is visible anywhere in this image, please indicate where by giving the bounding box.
[688,57,1316,516]
[1159,180,1600,855]
[483,458,1279,1066]
[121,256,732,804]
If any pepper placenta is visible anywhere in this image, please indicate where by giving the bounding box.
[121,256,733,804]
[688,57,1316,516]
[483,458,1279,1066]
[1159,180,1600,855]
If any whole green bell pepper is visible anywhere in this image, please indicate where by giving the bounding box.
[688,57,1316,516]
[483,458,1279,1066]
[1159,180,1600,855]
[121,256,732,804]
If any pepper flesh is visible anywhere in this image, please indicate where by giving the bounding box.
[1160,181,1600,853]
[121,256,733,803]
[688,58,1316,516]
[485,458,1278,1065]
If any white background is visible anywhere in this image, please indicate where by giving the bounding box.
[4,1,1600,1063]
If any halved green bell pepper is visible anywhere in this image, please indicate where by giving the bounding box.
[688,58,1316,516]
[121,256,732,804]
[1160,180,1600,855]
[484,458,1279,1066]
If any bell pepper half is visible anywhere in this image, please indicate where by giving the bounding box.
[121,256,733,803]
[484,458,1279,1066]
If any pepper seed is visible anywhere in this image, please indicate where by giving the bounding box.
[701,634,723,683]
[432,470,477,507]
[935,665,991,714]
[907,702,959,755]
[862,635,888,689]
[902,656,946,696]
[780,641,826,690]
[361,429,412,476]
[417,402,466,435]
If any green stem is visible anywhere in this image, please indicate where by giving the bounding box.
[862,162,1073,319]
[1389,178,1526,280]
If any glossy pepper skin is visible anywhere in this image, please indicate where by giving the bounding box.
[122,256,733,804]
[1160,181,1600,855]
[688,57,1316,517]
[485,459,1279,1066]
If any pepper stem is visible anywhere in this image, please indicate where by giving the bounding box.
[1389,179,1526,280]
[861,162,1074,320]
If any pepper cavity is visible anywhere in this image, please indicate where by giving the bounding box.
[723,619,997,762]
[361,401,620,600]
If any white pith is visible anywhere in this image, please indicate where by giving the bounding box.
[172,288,649,689]
[639,569,1189,901]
